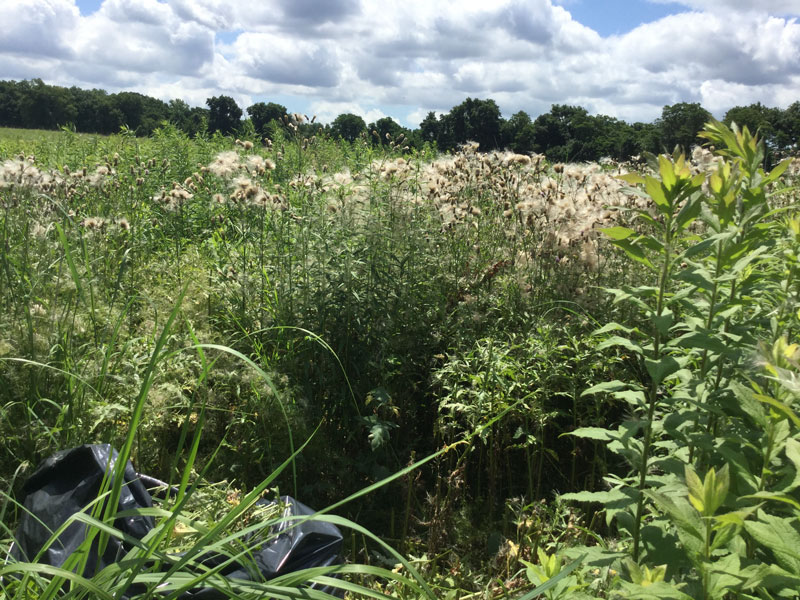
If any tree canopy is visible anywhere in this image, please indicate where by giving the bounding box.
[1,78,799,162]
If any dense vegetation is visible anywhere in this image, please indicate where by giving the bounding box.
[0,118,799,598]
[3,78,800,162]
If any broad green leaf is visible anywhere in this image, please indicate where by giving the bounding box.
[645,489,704,542]
[618,172,646,186]
[582,380,633,396]
[597,335,643,354]
[562,427,616,441]
[685,465,705,514]
[645,355,683,385]
[763,158,791,185]
[742,491,800,511]
[659,155,677,190]
[785,438,800,492]
[753,393,800,428]
[703,464,729,517]
[745,513,800,574]
[601,226,636,240]
[675,193,702,231]
[670,331,727,354]
[593,321,639,336]
[515,554,586,600]
[645,175,669,208]
[613,238,655,269]
[613,389,647,406]
[651,310,674,337]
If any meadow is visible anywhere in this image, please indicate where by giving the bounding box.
[0,121,799,599]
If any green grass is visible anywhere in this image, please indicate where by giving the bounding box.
[1,122,799,598]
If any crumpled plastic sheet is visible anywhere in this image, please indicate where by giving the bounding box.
[9,444,344,598]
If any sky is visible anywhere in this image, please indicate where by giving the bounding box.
[1,0,799,128]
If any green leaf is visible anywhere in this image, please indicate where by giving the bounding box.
[745,513,800,575]
[675,193,702,231]
[659,155,677,190]
[645,175,669,208]
[582,380,633,396]
[645,355,683,385]
[785,438,800,492]
[685,465,705,514]
[763,158,791,185]
[651,310,674,337]
[593,322,639,336]
[516,554,586,600]
[613,238,655,269]
[618,173,646,186]
[670,332,727,354]
[597,335,643,355]
[645,489,704,542]
[601,226,636,240]
[563,427,616,441]
[753,393,800,428]
[742,491,800,512]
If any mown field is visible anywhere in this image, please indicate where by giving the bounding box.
[1,122,799,599]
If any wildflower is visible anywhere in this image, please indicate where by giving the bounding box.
[116,218,130,231]
[208,151,241,178]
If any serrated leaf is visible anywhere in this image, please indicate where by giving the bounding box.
[745,513,800,574]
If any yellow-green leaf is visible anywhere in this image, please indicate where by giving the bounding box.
[618,173,646,186]
[645,175,669,207]
[659,155,677,190]
[686,465,705,514]
[601,226,636,240]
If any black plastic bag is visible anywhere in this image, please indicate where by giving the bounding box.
[11,444,154,574]
[10,444,344,598]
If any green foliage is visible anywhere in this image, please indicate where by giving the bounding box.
[657,102,712,154]
[330,112,367,142]
[206,95,243,136]
[563,119,800,599]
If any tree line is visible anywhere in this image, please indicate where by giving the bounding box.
[1,78,798,162]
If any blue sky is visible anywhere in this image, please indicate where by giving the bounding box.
[2,0,800,127]
[556,0,687,36]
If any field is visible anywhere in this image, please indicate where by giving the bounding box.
[1,122,799,599]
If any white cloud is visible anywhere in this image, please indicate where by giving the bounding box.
[0,0,798,128]
[309,100,386,125]
[650,0,800,15]
[0,0,78,58]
